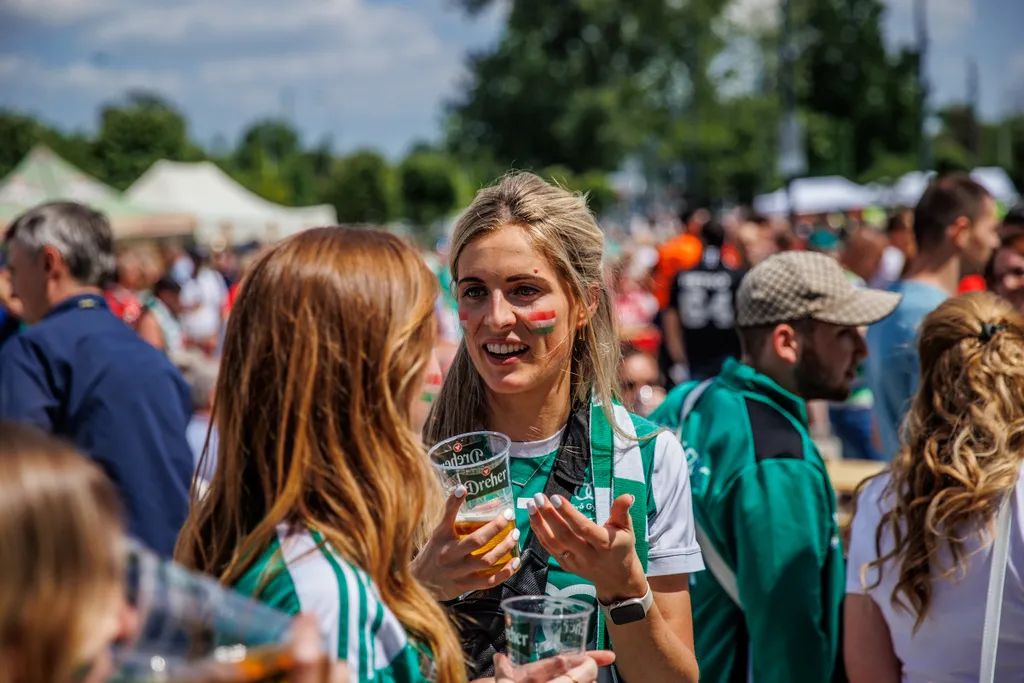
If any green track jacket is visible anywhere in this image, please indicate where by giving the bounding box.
[649,358,844,683]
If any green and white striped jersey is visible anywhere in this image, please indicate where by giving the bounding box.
[234,525,431,683]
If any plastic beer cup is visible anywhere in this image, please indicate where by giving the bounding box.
[501,596,594,665]
[429,431,520,576]
[110,538,301,682]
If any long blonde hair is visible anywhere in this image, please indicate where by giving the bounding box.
[426,172,621,443]
[0,421,124,683]
[864,291,1024,629]
[174,227,464,682]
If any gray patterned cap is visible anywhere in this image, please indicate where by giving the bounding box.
[736,250,901,327]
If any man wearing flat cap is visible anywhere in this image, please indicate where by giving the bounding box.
[651,251,901,683]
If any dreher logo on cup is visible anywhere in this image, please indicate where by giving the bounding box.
[463,467,508,497]
[440,448,490,469]
[506,621,533,663]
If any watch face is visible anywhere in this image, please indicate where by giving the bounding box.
[611,602,646,625]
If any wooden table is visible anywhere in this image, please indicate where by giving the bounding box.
[826,458,887,497]
[826,459,888,532]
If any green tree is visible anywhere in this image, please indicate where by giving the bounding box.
[799,0,922,177]
[0,111,43,179]
[235,119,301,172]
[45,130,103,179]
[447,0,729,175]
[398,151,460,231]
[92,92,199,189]
[540,165,618,216]
[230,119,323,206]
[324,150,396,224]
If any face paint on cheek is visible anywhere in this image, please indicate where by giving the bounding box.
[421,373,443,404]
[459,309,469,331]
[525,310,557,335]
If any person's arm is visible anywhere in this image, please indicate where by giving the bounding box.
[662,274,688,384]
[731,459,837,683]
[844,595,900,683]
[601,429,703,680]
[844,475,901,683]
[0,336,58,430]
[529,494,699,683]
[136,310,165,351]
[603,573,698,682]
[661,307,687,368]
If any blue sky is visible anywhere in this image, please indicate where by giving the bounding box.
[0,0,1021,159]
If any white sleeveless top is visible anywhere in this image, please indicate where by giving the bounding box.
[847,472,1024,682]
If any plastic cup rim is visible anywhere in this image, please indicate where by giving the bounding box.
[429,431,512,472]
[500,595,595,620]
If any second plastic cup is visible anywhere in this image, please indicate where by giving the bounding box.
[501,596,594,665]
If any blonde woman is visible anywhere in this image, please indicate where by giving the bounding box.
[846,291,1024,683]
[175,227,610,683]
[416,173,703,682]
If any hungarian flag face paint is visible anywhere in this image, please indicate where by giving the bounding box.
[525,310,557,335]
[421,373,443,404]
[459,310,469,331]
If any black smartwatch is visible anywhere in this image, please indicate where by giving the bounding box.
[599,584,654,625]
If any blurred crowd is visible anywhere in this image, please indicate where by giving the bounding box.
[3,172,1024,683]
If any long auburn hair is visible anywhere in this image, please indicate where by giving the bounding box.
[0,421,124,683]
[863,291,1024,630]
[174,227,464,682]
[425,172,622,443]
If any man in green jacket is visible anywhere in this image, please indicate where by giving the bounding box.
[650,250,900,683]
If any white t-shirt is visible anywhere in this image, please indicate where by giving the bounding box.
[870,245,905,290]
[509,427,705,578]
[181,268,228,340]
[847,472,1024,683]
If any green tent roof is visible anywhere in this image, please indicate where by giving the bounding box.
[0,146,194,239]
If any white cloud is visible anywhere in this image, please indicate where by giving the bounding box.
[0,0,502,154]
[88,0,420,46]
[0,56,183,96]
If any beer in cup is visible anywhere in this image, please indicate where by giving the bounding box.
[113,538,300,681]
[429,431,520,576]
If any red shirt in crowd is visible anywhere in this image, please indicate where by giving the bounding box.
[104,285,143,328]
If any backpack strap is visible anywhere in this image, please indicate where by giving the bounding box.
[675,378,715,442]
[980,492,1014,683]
[676,378,743,609]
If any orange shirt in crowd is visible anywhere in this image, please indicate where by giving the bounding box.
[652,235,741,309]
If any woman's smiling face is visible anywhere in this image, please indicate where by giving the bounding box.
[456,225,578,397]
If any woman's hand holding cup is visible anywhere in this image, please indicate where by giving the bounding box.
[411,486,522,601]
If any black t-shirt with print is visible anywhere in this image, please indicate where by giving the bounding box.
[669,246,745,379]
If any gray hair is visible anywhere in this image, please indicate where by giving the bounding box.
[4,202,115,287]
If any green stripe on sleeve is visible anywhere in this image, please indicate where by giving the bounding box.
[233,537,302,616]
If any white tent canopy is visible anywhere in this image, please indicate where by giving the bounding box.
[753,176,876,216]
[885,168,1020,208]
[126,160,336,245]
[970,167,1020,205]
